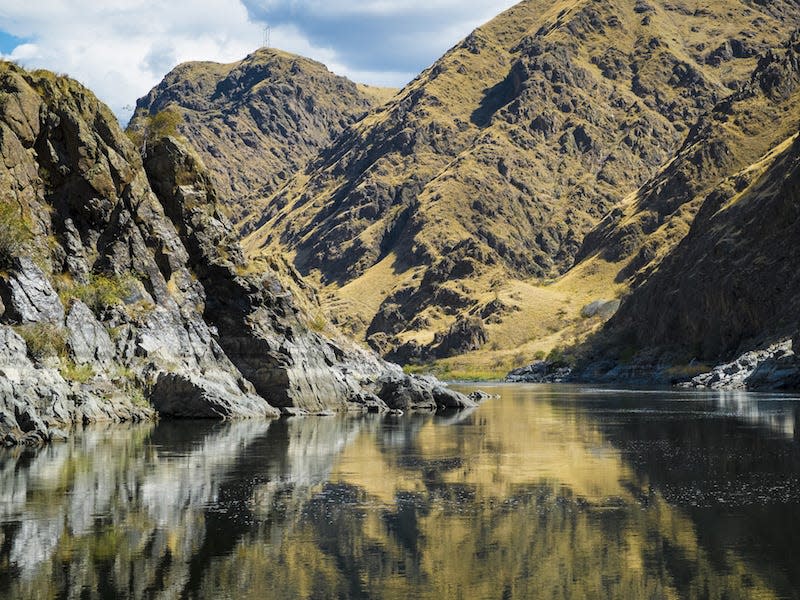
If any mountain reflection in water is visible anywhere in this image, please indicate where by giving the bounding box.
[1,385,800,599]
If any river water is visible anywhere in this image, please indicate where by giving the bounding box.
[2,384,800,599]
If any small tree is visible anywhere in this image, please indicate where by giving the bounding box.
[128,106,182,155]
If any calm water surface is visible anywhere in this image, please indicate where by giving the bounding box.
[2,384,800,599]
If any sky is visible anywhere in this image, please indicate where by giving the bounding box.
[0,1,518,124]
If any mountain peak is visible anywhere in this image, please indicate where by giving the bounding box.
[129,47,392,224]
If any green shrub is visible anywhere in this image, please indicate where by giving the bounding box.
[148,107,181,138]
[60,273,134,314]
[14,323,68,361]
[0,202,32,269]
[60,360,94,383]
[129,106,183,154]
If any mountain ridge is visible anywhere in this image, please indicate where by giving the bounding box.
[130,48,395,226]
[237,0,800,366]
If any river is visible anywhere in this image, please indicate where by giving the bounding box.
[2,384,800,599]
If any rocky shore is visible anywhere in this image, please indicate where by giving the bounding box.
[507,338,800,393]
[0,65,476,446]
[678,340,800,391]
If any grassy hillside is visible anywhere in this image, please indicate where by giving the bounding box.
[130,48,393,225]
[242,0,800,371]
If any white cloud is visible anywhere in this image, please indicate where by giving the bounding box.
[0,0,519,124]
[0,1,272,122]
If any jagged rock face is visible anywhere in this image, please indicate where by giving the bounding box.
[606,129,800,362]
[65,300,114,367]
[242,0,800,360]
[0,64,475,443]
[579,32,800,286]
[131,49,390,225]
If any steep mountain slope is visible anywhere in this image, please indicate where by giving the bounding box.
[578,32,800,289]
[535,32,800,387]
[130,48,393,224]
[611,128,800,361]
[0,63,473,445]
[243,0,800,363]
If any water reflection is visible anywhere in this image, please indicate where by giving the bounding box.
[1,385,800,599]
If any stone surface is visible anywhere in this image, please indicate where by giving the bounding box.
[1,258,64,324]
[150,371,280,419]
[375,374,476,412]
[66,300,114,366]
[580,300,620,320]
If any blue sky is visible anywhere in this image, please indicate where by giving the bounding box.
[0,31,25,54]
[0,0,518,123]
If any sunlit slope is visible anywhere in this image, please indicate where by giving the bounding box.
[131,48,391,224]
[245,0,800,364]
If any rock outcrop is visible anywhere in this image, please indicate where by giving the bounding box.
[679,341,800,391]
[130,48,394,226]
[0,63,475,445]
[506,361,573,384]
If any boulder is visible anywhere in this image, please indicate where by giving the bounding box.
[149,371,280,419]
[580,299,621,320]
[1,258,64,324]
[375,374,476,412]
[66,300,115,367]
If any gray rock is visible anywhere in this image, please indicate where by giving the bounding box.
[580,299,621,320]
[468,391,496,402]
[507,360,573,383]
[149,371,280,419]
[680,340,800,391]
[375,374,476,412]
[376,374,437,412]
[66,300,115,367]
[1,257,64,324]
[0,326,32,366]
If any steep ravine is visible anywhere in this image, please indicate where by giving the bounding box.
[0,64,476,446]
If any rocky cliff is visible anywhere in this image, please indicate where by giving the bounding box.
[237,0,800,362]
[569,33,800,384]
[130,48,394,225]
[0,63,474,446]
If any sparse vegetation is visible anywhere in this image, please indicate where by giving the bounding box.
[308,312,327,333]
[0,202,32,269]
[14,323,68,361]
[58,272,135,314]
[127,106,183,154]
[60,360,95,384]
